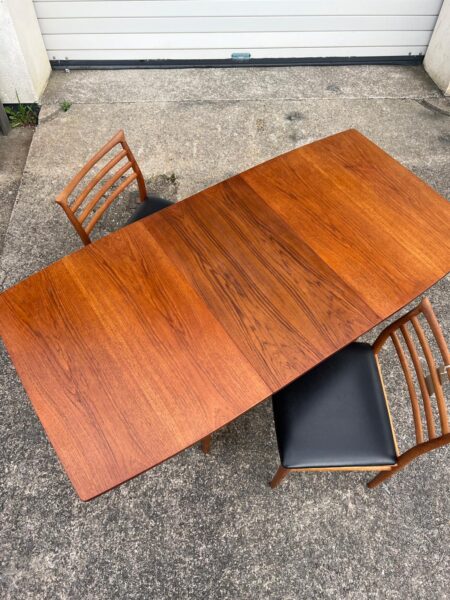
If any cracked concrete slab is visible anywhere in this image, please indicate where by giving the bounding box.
[42,65,441,105]
[1,66,449,600]
[0,128,34,255]
[21,97,450,177]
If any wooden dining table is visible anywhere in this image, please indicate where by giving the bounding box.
[1,129,449,501]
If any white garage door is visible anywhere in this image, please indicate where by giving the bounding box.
[34,0,443,63]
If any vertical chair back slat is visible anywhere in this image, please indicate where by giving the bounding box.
[422,297,450,367]
[373,298,450,448]
[399,324,436,439]
[390,331,424,444]
[122,136,147,202]
[411,316,449,434]
[56,130,146,245]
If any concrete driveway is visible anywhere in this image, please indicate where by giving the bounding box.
[1,65,449,599]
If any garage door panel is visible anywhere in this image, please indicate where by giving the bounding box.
[38,16,438,35]
[34,0,443,20]
[34,0,442,61]
[43,31,433,51]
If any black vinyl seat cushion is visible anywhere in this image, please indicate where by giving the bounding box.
[272,343,397,469]
[127,195,174,225]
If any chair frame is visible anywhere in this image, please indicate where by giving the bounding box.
[268,296,449,489]
[56,130,147,245]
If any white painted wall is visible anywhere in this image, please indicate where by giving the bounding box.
[0,0,51,103]
[424,0,450,95]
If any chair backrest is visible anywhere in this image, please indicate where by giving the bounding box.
[373,297,449,462]
[56,130,147,245]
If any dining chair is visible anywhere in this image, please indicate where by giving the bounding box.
[270,297,449,489]
[55,130,174,245]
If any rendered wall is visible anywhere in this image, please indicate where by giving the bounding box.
[0,0,51,103]
[424,0,450,95]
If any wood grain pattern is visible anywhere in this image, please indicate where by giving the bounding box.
[1,129,449,500]
[241,130,450,314]
[148,175,378,388]
[0,228,269,500]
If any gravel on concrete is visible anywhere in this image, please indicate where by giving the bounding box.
[1,65,449,600]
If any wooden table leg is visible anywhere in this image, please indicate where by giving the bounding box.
[201,435,212,454]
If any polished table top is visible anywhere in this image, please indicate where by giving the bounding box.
[1,129,449,500]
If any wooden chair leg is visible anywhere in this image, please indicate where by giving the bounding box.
[367,468,396,488]
[201,434,212,454]
[270,465,290,489]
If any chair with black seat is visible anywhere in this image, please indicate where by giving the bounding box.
[270,297,450,489]
[56,130,174,245]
